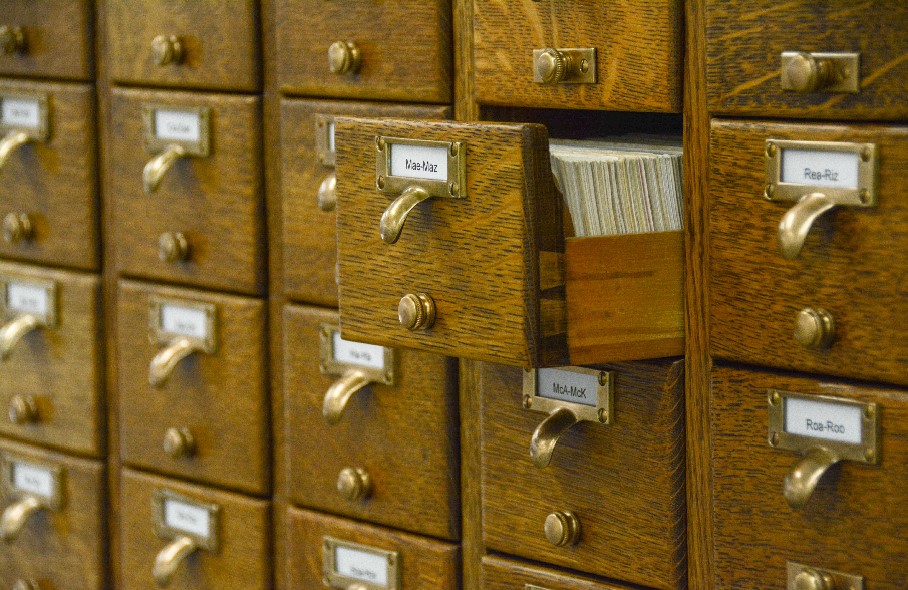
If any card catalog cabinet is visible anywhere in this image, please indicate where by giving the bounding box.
[0,0,94,80]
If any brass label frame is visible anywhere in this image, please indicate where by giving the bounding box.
[322,536,400,590]
[152,489,220,552]
[768,389,880,465]
[315,114,336,167]
[765,139,877,206]
[0,92,50,141]
[787,561,864,590]
[142,104,211,157]
[319,324,395,386]
[532,47,597,84]
[523,366,614,424]
[780,52,860,93]
[0,275,58,328]
[148,295,218,354]
[375,135,467,200]
[1,453,65,511]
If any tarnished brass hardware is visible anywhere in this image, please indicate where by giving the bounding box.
[148,297,217,388]
[8,395,38,425]
[794,307,835,349]
[380,186,431,244]
[787,561,864,590]
[1,455,64,528]
[149,337,204,388]
[0,314,39,361]
[531,407,579,469]
[765,139,877,259]
[318,172,337,212]
[328,41,361,75]
[0,276,57,361]
[0,26,25,55]
[337,467,372,502]
[158,231,190,263]
[315,115,336,167]
[163,427,195,459]
[0,495,41,542]
[144,144,187,194]
[320,325,395,423]
[12,579,41,590]
[323,537,401,590]
[398,293,435,331]
[0,94,49,171]
[0,131,29,171]
[544,511,580,547]
[151,34,184,66]
[781,52,860,94]
[142,104,211,194]
[2,212,32,244]
[533,48,597,84]
[323,370,370,424]
[768,390,880,509]
[153,535,197,587]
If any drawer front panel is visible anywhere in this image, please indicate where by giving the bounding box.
[483,555,641,590]
[0,81,98,270]
[106,0,260,91]
[284,305,460,540]
[711,364,908,589]
[108,88,265,295]
[706,2,908,120]
[274,0,452,102]
[0,440,105,590]
[709,120,908,386]
[286,506,460,590]
[474,0,682,112]
[0,0,93,80]
[0,262,102,456]
[120,469,271,590]
[480,361,686,590]
[281,99,451,306]
[117,280,269,495]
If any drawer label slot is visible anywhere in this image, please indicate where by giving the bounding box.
[1,454,64,510]
[149,296,217,353]
[765,139,877,206]
[315,114,336,167]
[155,109,202,143]
[142,104,211,157]
[783,396,862,445]
[524,366,613,424]
[332,332,386,371]
[0,93,49,140]
[12,462,54,499]
[0,276,57,327]
[781,149,859,189]
[153,489,219,552]
[320,324,395,385]
[323,537,400,590]
[375,136,466,200]
[390,142,448,181]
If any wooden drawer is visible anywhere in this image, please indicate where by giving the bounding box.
[280,99,451,306]
[706,2,908,120]
[480,361,686,590]
[286,506,460,590]
[273,0,452,103]
[473,0,682,112]
[0,81,98,271]
[283,305,459,540]
[711,364,908,589]
[0,440,106,590]
[0,0,93,80]
[709,120,908,386]
[117,280,269,495]
[0,262,103,457]
[120,468,271,590]
[483,554,641,590]
[106,0,260,91]
[108,88,265,295]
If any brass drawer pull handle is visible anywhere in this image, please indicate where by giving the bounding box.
[318,171,337,212]
[153,535,198,587]
[0,26,25,55]
[323,369,371,424]
[0,496,42,542]
[149,336,205,388]
[144,144,187,194]
[778,192,837,260]
[0,313,39,360]
[380,186,431,245]
[783,446,840,510]
[0,131,30,172]
[530,406,580,469]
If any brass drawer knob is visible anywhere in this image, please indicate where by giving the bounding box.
[794,307,835,350]
[398,293,436,331]
[2,212,32,244]
[158,231,190,263]
[151,34,184,66]
[544,510,580,547]
[163,427,195,459]
[0,26,25,55]
[794,568,835,590]
[535,48,569,84]
[0,495,42,542]
[318,171,337,212]
[8,394,38,425]
[337,467,372,501]
[328,40,361,75]
[784,52,835,94]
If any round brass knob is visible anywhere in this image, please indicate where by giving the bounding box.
[398,293,436,331]
[337,467,371,501]
[794,307,835,350]
[317,172,337,212]
[12,579,41,590]
[786,52,834,93]
[535,48,569,84]
[2,213,32,244]
[328,40,361,75]
[794,569,835,590]
[0,26,25,55]
[158,231,190,263]
[544,511,580,547]
[151,34,184,66]
[8,395,38,425]
[163,427,195,459]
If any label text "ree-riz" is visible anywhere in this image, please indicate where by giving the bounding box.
[803,168,839,182]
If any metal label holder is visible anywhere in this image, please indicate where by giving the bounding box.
[375,135,466,200]
[152,489,220,553]
[0,275,58,328]
[148,295,218,354]
[142,104,211,157]
[765,139,878,206]
[319,324,395,386]
[0,92,50,142]
[315,114,336,167]
[1,453,65,511]
[523,366,613,425]
[322,536,401,590]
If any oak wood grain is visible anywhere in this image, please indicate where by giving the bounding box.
[459,359,484,590]
[482,554,642,590]
[0,0,94,80]
[117,280,270,496]
[473,0,682,112]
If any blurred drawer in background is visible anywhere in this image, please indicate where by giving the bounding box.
[483,554,648,590]
[0,0,94,80]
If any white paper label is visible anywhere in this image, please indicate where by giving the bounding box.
[1,98,40,129]
[781,149,860,189]
[164,499,211,538]
[785,397,863,444]
[155,109,201,143]
[161,304,208,339]
[389,143,448,181]
[333,332,385,370]
[536,368,598,408]
[335,545,389,586]
[328,120,335,154]
[7,283,48,316]
[12,462,54,499]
